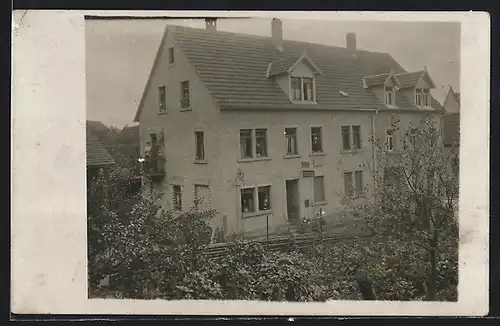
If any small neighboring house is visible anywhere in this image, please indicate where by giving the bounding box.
[86,129,116,193]
[443,86,460,148]
[134,18,445,239]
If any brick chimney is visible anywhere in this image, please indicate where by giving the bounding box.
[346,32,357,51]
[205,18,217,31]
[271,18,283,51]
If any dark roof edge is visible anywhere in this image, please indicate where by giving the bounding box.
[219,104,444,114]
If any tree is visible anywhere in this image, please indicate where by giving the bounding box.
[342,113,459,301]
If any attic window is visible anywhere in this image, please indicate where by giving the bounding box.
[339,90,349,97]
[415,88,430,106]
[168,47,175,65]
[385,86,395,106]
[290,76,315,102]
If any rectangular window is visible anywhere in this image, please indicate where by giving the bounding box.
[240,129,253,158]
[344,172,353,196]
[195,131,205,161]
[285,128,298,155]
[352,125,361,150]
[258,186,271,211]
[181,81,190,108]
[341,126,351,151]
[415,89,422,106]
[423,89,430,106]
[386,129,394,151]
[173,185,182,211]
[291,77,301,100]
[313,176,325,203]
[354,171,363,194]
[303,78,313,101]
[385,87,394,105]
[241,188,255,213]
[168,47,175,64]
[311,127,323,153]
[255,129,268,157]
[158,86,167,113]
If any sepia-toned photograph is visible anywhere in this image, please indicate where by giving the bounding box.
[85,15,461,302]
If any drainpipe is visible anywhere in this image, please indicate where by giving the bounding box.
[371,109,379,188]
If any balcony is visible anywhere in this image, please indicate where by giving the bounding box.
[142,156,166,180]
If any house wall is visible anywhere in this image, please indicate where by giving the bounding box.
[137,28,227,234]
[215,110,377,235]
[444,91,460,114]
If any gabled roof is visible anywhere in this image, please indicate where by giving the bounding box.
[86,129,116,168]
[362,71,401,88]
[446,86,461,106]
[134,25,444,121]
[266,51,323,77]
[443,112,460,146]
[396,68,437,89]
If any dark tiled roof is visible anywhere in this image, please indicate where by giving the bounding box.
[87,130,116,168]
[443,113,460,146]
[364,73,391,87]
[396,71,424,89]
[135,25,444,120]
[268,55,298,76]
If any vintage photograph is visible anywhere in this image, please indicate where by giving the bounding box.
[85,16,461,302]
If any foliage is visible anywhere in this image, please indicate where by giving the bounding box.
[340,113,459,301]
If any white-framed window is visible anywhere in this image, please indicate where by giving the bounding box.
[158,85,167,113]
[341,125,362,151]
[422,89,430,106]
[194,131,205,161]
[284,127,298,155]
[386,129,394,152]
[310,126,323,153]
[180,81,190,108]
[415,89,422,106]
[194,184,210,211]
[385,86,395,105]
[239,128,268,159]
[241,185,272,215]
[290,76,315,102]
[168,47,175,65]
[344,170,364,196]
[313,176,325,203]
[172,185,182,211]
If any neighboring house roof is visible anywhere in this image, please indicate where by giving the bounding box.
[86,130,116,168]
[134,25,444,121]
[86,120,113,143]
[454,92,460,104]
[443,113,460,147]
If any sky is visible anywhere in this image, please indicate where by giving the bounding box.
[85,18,460,128]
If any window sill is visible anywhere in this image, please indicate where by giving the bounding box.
[242,210,272,219]
[291,100,318,105]
[310,152,326,157]
[194,160,207,164]
[238,157,272,163]
[283,154,301,159]
[158,111,168,115]
[180,108,192,112]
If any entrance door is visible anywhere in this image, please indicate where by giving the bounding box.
[285,179,299,223]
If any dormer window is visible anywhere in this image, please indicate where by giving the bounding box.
[416,88,430,106]
[385,86,395,105]
[290,76,315,102]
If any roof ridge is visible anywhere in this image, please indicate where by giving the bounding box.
[167,23,395,56]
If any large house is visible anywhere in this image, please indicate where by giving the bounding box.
[134,18,445,239]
